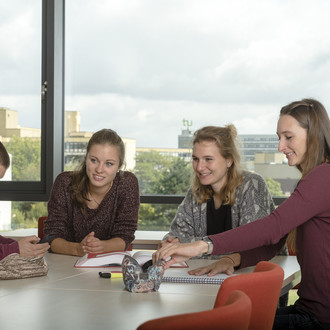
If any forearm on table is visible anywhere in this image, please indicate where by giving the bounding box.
[102,237,126,251]
[50,238,83,256]
[221,253,241,268]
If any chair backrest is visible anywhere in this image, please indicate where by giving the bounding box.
[136,289,251,330]
[214,261,284,330]
[38,216,48,240]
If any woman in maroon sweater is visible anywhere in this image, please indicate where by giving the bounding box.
[44,129,140,257]
[154,99,330,329]
[0,142,49,260]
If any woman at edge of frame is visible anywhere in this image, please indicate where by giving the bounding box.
[154,98,330,330]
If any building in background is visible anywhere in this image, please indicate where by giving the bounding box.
[178,119,193,149]
[64,111,136,170]
[0,107,41,140]
[254,152,300,195]
[238,134,279,170]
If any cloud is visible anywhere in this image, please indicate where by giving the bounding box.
[2,0,330,148]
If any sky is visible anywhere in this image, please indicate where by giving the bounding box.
[1,0,330,148]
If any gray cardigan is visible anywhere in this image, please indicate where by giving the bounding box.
[164,171,286,258]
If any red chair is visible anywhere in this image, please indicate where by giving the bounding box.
[38,216,48,240]
[214,261,284,330]
[137,289,251,330]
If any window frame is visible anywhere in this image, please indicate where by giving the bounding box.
[0,0,287,211]
[0,0,64,202]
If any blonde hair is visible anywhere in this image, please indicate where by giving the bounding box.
[191,125,243,204]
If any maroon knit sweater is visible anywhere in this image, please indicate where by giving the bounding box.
[44,171,140,249]
[209,163,330,323]
[0,235,19,261]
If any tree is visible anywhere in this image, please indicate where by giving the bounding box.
[134,151,192,230]
[11,201,47,229]
[64,159,81,171]
[4,136,41,181]
[4,136,46,229]
[154,157,192,195]
[265,177,285,197]
[134,151,172,194]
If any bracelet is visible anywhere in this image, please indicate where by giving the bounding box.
[220,255,235,265]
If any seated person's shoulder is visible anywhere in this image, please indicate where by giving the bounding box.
[241,170,265,184]
[56,171,73,182]
[118,171,138,185]
[238,171,267,194]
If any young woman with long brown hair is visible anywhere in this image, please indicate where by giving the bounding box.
[44,129,140,256]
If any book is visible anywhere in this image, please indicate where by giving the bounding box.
[74,250,188,268]
[162,269,234,284]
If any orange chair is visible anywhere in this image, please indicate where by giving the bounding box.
[38,216,48,240]
[137,289,251,330]
[214,261,284,330]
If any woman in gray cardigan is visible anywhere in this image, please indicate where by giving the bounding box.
[162,125,287,277]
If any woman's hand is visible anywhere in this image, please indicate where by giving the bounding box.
[159,236,179,248]
[189,254,240,276]
[81,232,105,254]
[189,258,235,276]
[153,240,209,268]
[18,236,50,258]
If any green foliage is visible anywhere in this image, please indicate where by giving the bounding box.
[4,136,41,181]
[134,151,172,194]
[11,201,47,229]
[265,177,285,197]
[3,137,46,229]
[64,159,81,171]
[155,157,192,195]
[138,204,179,231]
[11,208,25,229]
[134,151,191,231]
[135,151,191,195]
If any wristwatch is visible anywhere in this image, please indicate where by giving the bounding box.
[202,236,214,255]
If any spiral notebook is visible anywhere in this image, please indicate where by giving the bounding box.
[162,269,234,284]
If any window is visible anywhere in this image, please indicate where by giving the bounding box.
[2,0,330,232]
[0,0,64,230]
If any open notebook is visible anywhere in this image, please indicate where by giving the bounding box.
[162,269,235,284]
[74,250,188,268]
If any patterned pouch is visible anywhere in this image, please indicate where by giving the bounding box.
[122,255,165,293]
[0,253,48,280]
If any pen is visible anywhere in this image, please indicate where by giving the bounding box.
[99,271,123,279]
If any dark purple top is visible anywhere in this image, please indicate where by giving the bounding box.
[209,163,330,323]
[0,235,19,261]
[44,171,140,249]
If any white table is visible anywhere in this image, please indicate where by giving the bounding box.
[0,254,300,330]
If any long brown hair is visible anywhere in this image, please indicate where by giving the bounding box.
[280,99,330,252]
[0,141,10,169]
[280,98,330,178]
[69,129,125,213]
[191,125,243,204]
